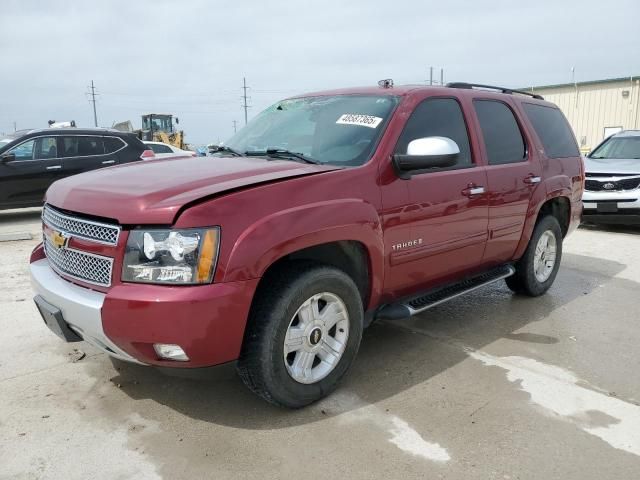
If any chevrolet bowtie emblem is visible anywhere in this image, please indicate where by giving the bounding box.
[50,230,70,249]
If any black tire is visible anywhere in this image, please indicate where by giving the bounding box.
[237,262,364,408]
[506,215,563,297]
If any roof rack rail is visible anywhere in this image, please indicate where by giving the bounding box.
[446,82,544,100]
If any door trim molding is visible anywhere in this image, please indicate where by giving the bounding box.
[390,231,488,265]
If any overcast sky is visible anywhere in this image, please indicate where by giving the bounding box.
[1,0,639,145]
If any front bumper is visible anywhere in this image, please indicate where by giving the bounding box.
[30,259,143,364]
[30,258,259,367]
[582,190,640,224]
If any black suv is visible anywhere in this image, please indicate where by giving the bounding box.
[0,128,150,210]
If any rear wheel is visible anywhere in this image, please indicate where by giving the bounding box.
[506,215,562,296]
[237,263,363,408]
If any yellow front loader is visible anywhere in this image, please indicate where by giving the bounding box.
[138,114,185,149]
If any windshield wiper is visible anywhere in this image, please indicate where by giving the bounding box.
[245,148,321,165]
[210,145,244,157]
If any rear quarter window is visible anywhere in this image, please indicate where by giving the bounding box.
[523,103,579,158]
[104,137,126,154]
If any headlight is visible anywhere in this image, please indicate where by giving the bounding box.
[122,228,219,285]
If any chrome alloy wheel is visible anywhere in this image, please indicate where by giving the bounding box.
[283,292,350,384]
[533,230,557,283]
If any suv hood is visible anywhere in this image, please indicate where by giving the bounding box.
[584,156,640,175]
[46,156,340,224]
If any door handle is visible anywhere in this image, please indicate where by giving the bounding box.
[46,165,62,170]
[102,160,115,165]
[462,185,485,197]
[523,175,541,185]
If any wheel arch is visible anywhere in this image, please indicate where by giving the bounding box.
[537,196,571,237]
[222,199,385,310]
[513,194,571,260]
[258,240,373,308]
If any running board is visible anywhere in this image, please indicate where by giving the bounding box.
[376,264,516,320]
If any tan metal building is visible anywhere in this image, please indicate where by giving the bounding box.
[528,76,640,153]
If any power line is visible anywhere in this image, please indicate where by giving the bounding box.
[86,80,99,127]
[241,77,251,125]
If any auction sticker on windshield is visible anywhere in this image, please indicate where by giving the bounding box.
[336,114,383,128]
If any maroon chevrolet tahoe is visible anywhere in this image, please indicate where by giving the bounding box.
[30,81,584,408]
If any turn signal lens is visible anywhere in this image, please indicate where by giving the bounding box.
[197,229,218,283]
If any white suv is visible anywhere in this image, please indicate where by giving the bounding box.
[583,130,640,225]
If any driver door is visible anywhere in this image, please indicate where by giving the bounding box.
[381,96,489,297]
[0,136,64,208]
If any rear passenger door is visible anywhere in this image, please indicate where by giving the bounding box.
[103,136,127,165]
[472,99,542,264]
[59,135,114,178]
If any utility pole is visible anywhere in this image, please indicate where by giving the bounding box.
[241,77,251,125]
[427,67,444,85]
[87,80,98,127]
[13,121,16,132]
[572,67,578,108]
[232,120,238,134]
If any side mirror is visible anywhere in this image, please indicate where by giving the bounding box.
[393,136,459,179]
[0,153,15,163]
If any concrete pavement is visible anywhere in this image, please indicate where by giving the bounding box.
[1,212,639,479]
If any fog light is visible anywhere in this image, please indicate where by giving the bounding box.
[153,344,189,361]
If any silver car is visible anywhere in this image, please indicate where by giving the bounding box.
[582,130,640,225]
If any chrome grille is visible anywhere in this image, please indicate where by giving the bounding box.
[585,178,640,191]
[43,204,121,246]
[44,236,114,287]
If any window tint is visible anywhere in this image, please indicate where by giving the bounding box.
[34,137,58,159]
[149,143,173,154]
[474,100,526,165]
[104,137,126,154]
[523,103,579,158]
[8,139,35,160]
[60,136,104,157]
[395,98,472,167]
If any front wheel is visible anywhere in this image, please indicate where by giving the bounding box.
[506,215,563,297]
[237,263,363,408]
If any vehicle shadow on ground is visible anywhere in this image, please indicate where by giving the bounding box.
[100,252,626,430]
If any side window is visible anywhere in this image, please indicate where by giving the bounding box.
[522,103,579,158]
[395,98,472,167]
[149,143,173,154]
[34,137,58,159]
[60,136,105,157]
[474,100,526,165]
[104,137,126,154]
[8,140,35,160]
